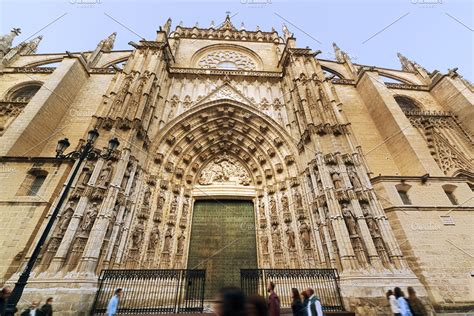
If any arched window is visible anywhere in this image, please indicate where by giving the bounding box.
[7,83,42,102]
[394,95,421,112]
[16,169,48,196]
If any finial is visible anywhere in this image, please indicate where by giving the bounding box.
[332,42,345,63]
[282,23,291,41]
[194,21,199,28]
[256,25,260,32]
[12,28,21,35]
[240,22,245,31]
[179,21,184,27]
[210,20,215,28]
[163,18,172,34]
[397,52,416,72]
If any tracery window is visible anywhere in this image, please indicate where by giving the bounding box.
[394,95,421,113]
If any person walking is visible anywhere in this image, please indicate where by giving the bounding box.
[106,288,122,316]
[20,301,43,316]
[267,281,280,316]
[387,289,401,316]
[406,287,427,316]
[291,288,307,316]
[40,297,53,316]
[306,288,323,316]
[394,287,413,316]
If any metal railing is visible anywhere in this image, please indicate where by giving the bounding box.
[91,269,206,315]
[241,269,344,312]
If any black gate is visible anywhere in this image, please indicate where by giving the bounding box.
[91,269,206,314]
[241,269,344,312]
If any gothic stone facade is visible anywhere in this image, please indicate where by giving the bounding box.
[0,17,473,315]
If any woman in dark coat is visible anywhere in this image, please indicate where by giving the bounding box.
[291,288,307,316]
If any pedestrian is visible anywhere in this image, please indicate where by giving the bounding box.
[291,288,307,316]
[20,301,43,316]
[267,281,280,316]
[394,287,412,316]
[301,290,310,310]
[406,287,427,316]
[213,287,246,316]
[246,294,268,316]
[387,289,401,316]
[306,288,323,316]
[40,297,53,316]
[106,288,122,316]
[0,286,12,316]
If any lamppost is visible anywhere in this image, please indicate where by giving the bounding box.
[5,129,119,315]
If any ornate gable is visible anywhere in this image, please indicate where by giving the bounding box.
[194,82,253,107]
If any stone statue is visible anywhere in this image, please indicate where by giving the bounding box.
[157,190,166,209]
[294,189,303,209]
[169,195,178,214]
[58,207,74,235]
[285,226,296,250]
[97,160,113,187]
[271,225,282,251]
[269,196,277,216]
[143,186,152,207]
[79,162,94,186]
[80,202,98,232]
[258,199,265,215]
[121,162,133,189]
[261,235,269,254]
[299,221,311,249]
[0,28,21,57]
[281,194,289,213]
[163,226,173,252]
[148,225,160,250]
[177,230,185,254]
[342,204,357,236]
[47,238,60,252]
[331,172,343,190]
[131,220,144,249]
[348,168,362,189]
[182,197,190,217]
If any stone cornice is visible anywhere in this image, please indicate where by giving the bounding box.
[170,26,282,44]
[383,205,473,212]
[0,156,73,164]
[370,174,468,184]
[169,67,282,78]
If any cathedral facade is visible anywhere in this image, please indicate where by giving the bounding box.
[0,16,472,315]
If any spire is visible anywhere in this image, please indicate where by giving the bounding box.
[163,18,172,34]
[282,23,291,41]
[100,32,116,52]
[0,28,21,57]
[179,21,184,27]
[24,35,43,54]
[210,20,215,29]
[240,22,245,31]
[194,21,199,28]
[332,42,345,63]
[397,52,416,72]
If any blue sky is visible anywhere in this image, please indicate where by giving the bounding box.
[1,0,473,80]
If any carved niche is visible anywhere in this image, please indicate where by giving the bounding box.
[197,50,256,71]
[198,154,251,186]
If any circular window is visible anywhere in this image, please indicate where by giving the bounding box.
[216,61,238,70]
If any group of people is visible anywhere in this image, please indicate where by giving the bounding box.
[290,287,323,316]
[387,286,427,316]
[0,286,53,316]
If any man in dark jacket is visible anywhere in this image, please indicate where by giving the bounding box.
[40,298,53,316]
[20,301,43,316]
[0,286,12,316]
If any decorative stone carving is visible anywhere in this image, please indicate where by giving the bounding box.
[163,226,173,253]
[148,225,160,251]
[271,225,282,251]
[331,172,343,190]
[293,188,303,209]
[57,206,74,235]
[197,50,256,71]
[169,194,178,214]
[121,162,133,189]
[261,235,269,254]
[177,230,185,254]
[198,154,251,185]
[347,166,362,189]
[143,186,152,207]
[285,225,296,250]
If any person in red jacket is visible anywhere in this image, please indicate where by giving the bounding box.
[267,281,280,316]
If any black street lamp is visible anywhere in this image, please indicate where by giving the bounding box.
[5,129,119,315]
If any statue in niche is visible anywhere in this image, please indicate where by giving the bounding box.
[281,194,289,213]
[79,161,94,186]
[97,160,114,187]
[269,196,277,216]
[362,204,380,238]
[169,195,178,214]
[121,163,133,189]
[58,206,74,235]
[80,202,98,232]
[157,190,166,210]
[47,238,60,252]
[342,204,358,236]
[347,167,362,189]
[131,220,144,249]
[148,225,160,251]
[181,197,190,218]
[163,226,173,252]
[258,199,265,216]
[271,225,282,251]
[143,186,152,207]
[331,172,343,190]
[294,189,303,209]
[177,230,185,254]
[285,225,296,250]
[299,221,312,249]
[261,235,269,254]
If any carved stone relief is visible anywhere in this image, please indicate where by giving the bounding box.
[198,154,251,185]
[197,50,257,70]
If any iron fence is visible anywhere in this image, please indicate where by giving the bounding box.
[91,269,206,314]
[241,269,344,312]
